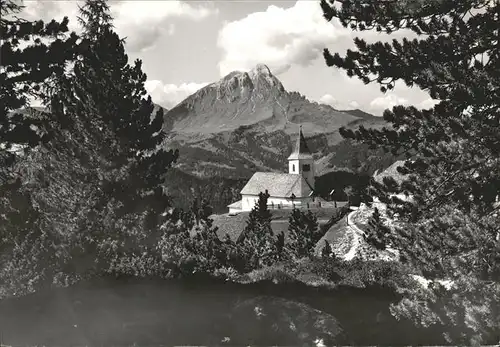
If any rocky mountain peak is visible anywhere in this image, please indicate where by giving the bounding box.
[249,63,272,78]
[248,63,285,93]
[205,63,285,101]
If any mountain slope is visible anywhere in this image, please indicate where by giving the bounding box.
[163,64,358,137]
[161,64,393,180]
[340,109,380,121]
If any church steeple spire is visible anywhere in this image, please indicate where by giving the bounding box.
[287,125,315,189]
[288,125,313,160]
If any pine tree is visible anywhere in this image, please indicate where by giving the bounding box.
[322,0,499,219]
[0,0,83,295]
[0,0,78,146]
[60,0,179,272]
[321,240,334,259]
[321,0,500,343]
[50,0,178,197]
[321,0,500,268]
[287,208,320,259]
[0,0,180,294]
[363,208,390,250]
[239,190,273,242]
[190,198,200,225]
[238,190,281,268]
[1,0,79,168]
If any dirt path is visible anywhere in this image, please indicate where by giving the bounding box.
[342,210,364,261]
[314,213,354,258]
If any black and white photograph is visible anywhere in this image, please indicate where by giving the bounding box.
[1,0,499,345]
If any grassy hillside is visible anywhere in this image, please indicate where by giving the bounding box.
[211,204,348,242]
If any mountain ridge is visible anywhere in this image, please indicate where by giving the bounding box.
[162,64,366,138]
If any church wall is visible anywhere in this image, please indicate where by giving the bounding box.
[241,194,314,212]
[229,206,242,214]
[241,194,258,211]
[266,197,296,209]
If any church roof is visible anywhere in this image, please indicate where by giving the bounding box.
[240,172,312,198]
[288,126,313,160]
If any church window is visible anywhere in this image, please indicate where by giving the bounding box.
[292,164,295,172]
[303,164,311,172]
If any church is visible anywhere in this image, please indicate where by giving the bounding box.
[227,126,318,214]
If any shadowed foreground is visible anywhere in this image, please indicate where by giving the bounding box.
[0,277,447,346]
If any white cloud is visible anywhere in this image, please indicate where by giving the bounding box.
[272,64,292,76]
[418,98,440,109]
[217,0,350,76]
[319,94,359,110]
[368,94,441,114]
[319,94,336,105]
[369,94,410,113]
[112,1,217,52]
[145,80,209,108]
[167,24,176,36]
[113,1,217,23]
[347,101,360,109]
[20,1,218,52]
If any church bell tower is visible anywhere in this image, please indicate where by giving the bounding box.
[287,125,315,189]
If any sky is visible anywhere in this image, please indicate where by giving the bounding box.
[20,0,437,115]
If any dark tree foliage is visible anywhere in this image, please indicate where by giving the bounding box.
[0,0,78,152]
[238,191,284,268]
[190,198,214,226]
[51,0,178,197]
[158,207,233,278]
[287,208,321,259]
[0,0,179,296]
[0,0,81,294]
[321,240,335,259]
[363,208,390,251]
[322,0,499,219]
[0,179,40,257]
[52,0,179,274]
[239,190,273,242]
[321,0,500,343]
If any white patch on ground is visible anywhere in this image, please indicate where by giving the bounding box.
[254,305,265,317]
[411,275,455,290]
[198,161,235,170]
[190,142,220,153]
[0,143,28,154]
[314,338,326,347]
[260,145,281,154]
